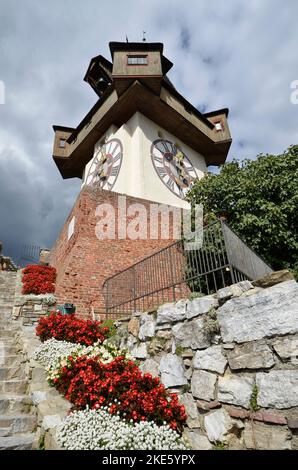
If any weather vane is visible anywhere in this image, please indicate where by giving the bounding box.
[142,31,146,42]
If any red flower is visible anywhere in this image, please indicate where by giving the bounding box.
[22,265,56,294]
[36,312,110,345]
[52,355,187,431]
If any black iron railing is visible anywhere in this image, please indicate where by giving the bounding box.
[17,244,41,267]
[103,220,272,318]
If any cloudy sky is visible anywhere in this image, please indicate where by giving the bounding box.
[0,0,297,263]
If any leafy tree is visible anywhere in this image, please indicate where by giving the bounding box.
[187,145,298,277]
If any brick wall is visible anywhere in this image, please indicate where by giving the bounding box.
[49,187,182,318]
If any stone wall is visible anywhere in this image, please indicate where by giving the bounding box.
[13,299,54,326]
[15,326,68,450]
[113,271,298,450]
[12,270,56,325]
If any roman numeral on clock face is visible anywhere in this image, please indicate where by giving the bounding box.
[157,167,167,178]
[110,166,119,177]
[153,155,163,165]
[113,152,121,163]
[86,138,123,190]
[166,177,175,191]
[158,140,173,154]
[151,138,198,200]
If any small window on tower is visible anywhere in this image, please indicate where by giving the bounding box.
[215,122,223,131]
[127,55,148,65]
[59,138,66,148]
[68,216,75,240]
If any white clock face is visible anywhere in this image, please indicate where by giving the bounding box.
[151,139,198,199]
[85,138,123,190]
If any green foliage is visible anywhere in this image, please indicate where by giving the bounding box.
[187,146,298,272]
[213,441,228,450]
[38,434,45,451]
[175,345,185,356]
[188,291,205,300]
[100,319,116,338]
[181,383,191,393]
[250,384,260,412]
[147,308,157,319]
[289,261,298,281]
[203,309,220,335]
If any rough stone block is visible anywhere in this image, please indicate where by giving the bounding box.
[138,314,156,341]
[227,341,275,370]
[253,270,294,288]
[42,414,62,431]
[272,335,298,360]
[183,429,212,450]
[172,317,211,350]
[243,422,291,450]
[156,300,187,325]
[131,343,147,359]
[140,358,159,377]
[191,370,216,401]
[159,354,187,388]
[179,393,200,429]
[218,375,253,408]
[186,296,218,320]
[127,317,140,337]
[217,280,298,343]
[204,408,233,443]
[256,370,298,408]
[193,346,227,374]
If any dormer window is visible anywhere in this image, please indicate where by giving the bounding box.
[59,138,66,148]
[214,122,223,131]
[127,55,148,65]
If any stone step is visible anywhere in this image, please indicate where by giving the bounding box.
[0,327,19,333]
[0,338,18,347]
[0,345,19,355]
[0,301,14,306]
[0,294,16,300]
[0,308,13,314]
[0,379,28,394]
[0,394,33,414]
[0,355,22,367]
[0,365,26,380]
[0,318,18,324]
[0,330,18,338]
[0,305,14,311]
[0,433,35,450]
[0,414,37,435]
[0,309,13,315]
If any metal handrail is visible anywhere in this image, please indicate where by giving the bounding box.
[103,220,272,318]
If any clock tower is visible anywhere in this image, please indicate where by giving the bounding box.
[49,41,232,317]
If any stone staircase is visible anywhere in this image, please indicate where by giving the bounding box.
[0,272,37,450]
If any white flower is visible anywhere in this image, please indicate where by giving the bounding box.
[57,408,189,451]
[33,338,131,382]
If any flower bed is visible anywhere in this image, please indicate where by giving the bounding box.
[33,313,189,449]
[57,407,188,450]
[36,312,110,345]
[33,338,131,382]
[52,355,186,430]
[22,265,56,294]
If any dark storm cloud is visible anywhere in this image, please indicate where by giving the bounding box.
[0,0,297,262]
[180,28,190,50]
